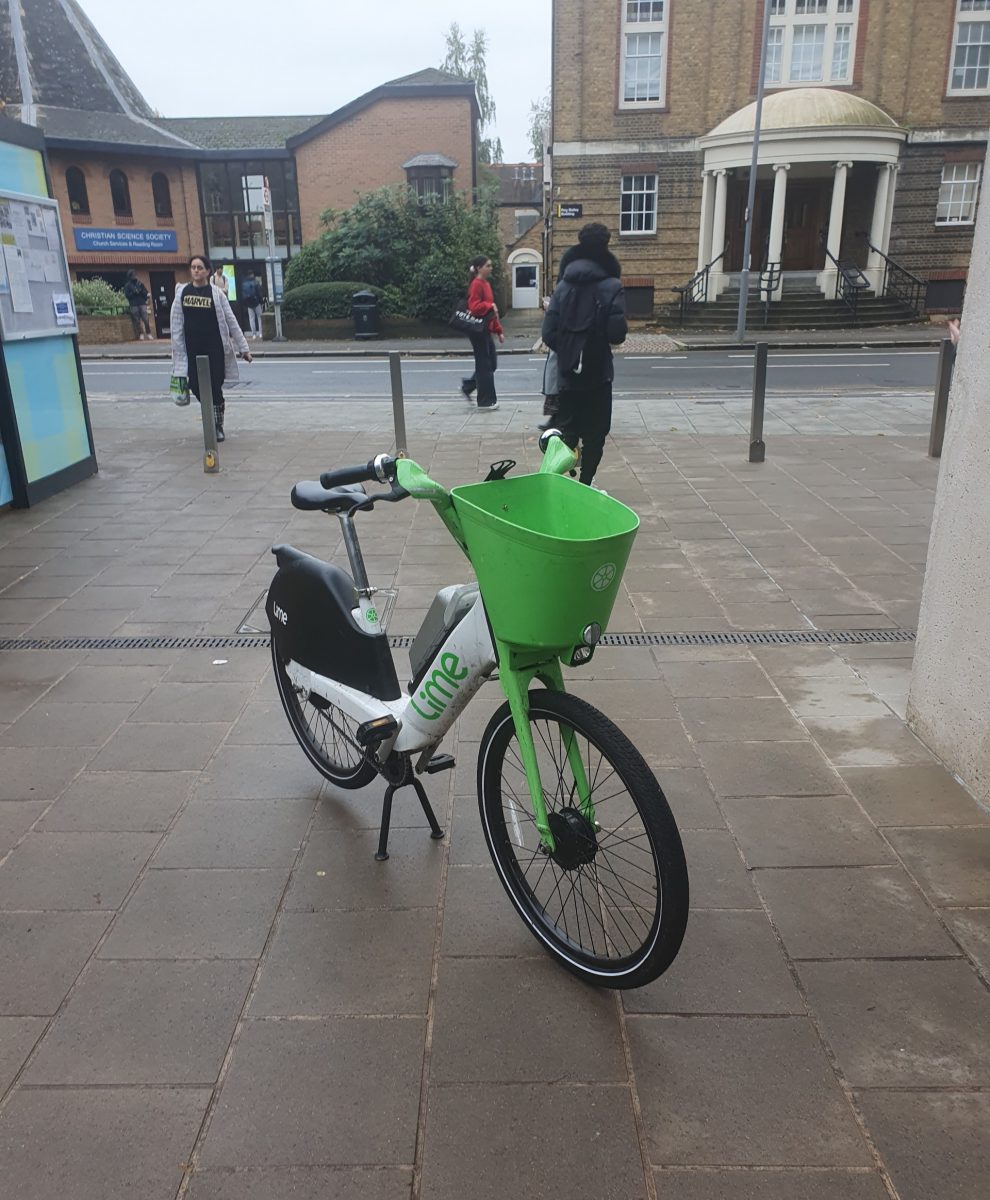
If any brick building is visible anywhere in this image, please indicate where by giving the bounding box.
[550,0,990,315]
[0,0,478,334]
[491,162,546,308]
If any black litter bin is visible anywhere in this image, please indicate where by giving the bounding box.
[352,290,380,340]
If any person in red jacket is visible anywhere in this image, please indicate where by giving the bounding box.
[460,256,505,410]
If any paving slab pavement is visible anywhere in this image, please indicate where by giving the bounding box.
[1,399,988,1198]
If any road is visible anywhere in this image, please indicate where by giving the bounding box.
[82,347,942,404]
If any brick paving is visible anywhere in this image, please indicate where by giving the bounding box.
[0,397,988,1199]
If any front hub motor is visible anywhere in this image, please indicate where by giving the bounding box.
[547,806,599,870]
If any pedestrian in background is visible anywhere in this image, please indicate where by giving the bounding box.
[170,255,251,442]
[123,269,152,340]
[243,271,264,340]
[211,263,229,297]
[460,255,504,411]
[541,224,626,487]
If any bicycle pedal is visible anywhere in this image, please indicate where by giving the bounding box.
[424,754,455,774]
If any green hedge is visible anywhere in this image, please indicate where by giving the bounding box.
[281,282,388,320]
[72,278,129,316]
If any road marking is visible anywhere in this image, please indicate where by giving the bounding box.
[651,362,890,370]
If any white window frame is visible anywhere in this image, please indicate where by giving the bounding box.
[936,162,982,225]
[620,1,668,109]
[948,1,990,96]
[764,0,859,88]
[620,173,658,236]
[514,208,540,238]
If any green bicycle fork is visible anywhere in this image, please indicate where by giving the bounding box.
[495,640,596,854]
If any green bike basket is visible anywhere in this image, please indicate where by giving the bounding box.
[450,472,639,650]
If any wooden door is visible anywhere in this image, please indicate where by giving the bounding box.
[781,185,826,270]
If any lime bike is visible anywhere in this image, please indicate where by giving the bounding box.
[266,432,688,988]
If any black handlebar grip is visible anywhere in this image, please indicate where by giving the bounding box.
[320,459,379,490]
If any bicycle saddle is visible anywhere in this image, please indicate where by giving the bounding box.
[291,480,367,512]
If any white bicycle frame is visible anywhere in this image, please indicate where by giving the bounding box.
[284,592,497,759]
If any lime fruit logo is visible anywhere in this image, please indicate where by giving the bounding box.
[591,563,616,592]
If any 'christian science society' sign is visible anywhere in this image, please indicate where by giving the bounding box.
[74,228,178,253]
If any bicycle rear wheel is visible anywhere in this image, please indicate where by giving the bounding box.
[271,639,377,789]
[478,689,688,988]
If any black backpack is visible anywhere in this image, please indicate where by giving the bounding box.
[555,280,605,384]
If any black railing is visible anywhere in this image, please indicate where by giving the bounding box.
[856,231,925,316]
[759,262,781,327]
[671,249,725,325]
[823,247,870,321]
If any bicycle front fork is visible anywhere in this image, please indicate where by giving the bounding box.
[494,639,595,854]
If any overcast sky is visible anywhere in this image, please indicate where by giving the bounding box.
[76,0,551,162]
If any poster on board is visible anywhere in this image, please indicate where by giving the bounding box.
[0,189,75,337]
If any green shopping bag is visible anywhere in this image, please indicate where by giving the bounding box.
[170,375,190,406]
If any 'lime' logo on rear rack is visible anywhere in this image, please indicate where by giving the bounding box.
[591,563,616,592]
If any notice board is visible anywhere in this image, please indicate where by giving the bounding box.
[0,189,77,341]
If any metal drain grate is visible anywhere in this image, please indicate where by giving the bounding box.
[0,629,915,652]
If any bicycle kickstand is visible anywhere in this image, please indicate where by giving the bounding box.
[375,776,445,862]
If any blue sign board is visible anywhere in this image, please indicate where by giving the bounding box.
[74,227,178,253]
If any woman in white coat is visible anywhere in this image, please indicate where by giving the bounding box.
[170,255,251,441]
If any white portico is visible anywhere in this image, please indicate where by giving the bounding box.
[697,89,906,300]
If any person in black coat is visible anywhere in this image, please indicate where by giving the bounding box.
[542,226,627,486]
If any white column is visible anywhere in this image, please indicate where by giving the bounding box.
[766,163,790,299]
[697,171,714,275]
[866,163,894,292]
[708,169,728,298]
[819,161,853,297]
[881,162,900,257]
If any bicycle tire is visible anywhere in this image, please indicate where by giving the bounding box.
[478,688,688,989]
[271,639,377,789]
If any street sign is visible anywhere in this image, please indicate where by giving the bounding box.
[558,203,583,219]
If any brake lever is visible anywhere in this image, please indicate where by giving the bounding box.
[343,483,409,514]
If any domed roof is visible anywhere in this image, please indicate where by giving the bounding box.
[708,88,899,139]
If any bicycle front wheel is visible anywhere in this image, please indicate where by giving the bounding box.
[478,689,688,989]
[271,639,377,789]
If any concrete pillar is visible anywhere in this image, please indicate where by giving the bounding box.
[909,181,990,806]
[697,170,714,276]
[881,162,900,259]
[819,161,853,297]
[866,163,894,292]
[766,163,790,300]
[709,169,729,298]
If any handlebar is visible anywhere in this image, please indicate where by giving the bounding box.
[320,453,396,490]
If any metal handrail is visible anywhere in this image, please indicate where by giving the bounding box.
[759,262,780,327]
[671,249,726,325]
[823,247,869,321]
[856,231,925,315]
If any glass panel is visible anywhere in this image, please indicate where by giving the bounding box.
[109,170,131,217]
[626,0,664,20]
[795,0,827,12]
[937,163,981,223]
[770,0,787,14]
[66,167,89,215]
[206,213,234,258]
[952,21,990,89]
[790,25,826,80]
[624,33,663,102]
[961,1,990,12]
[831,24,852,79]
[836,0,854,11]
[620,174,657,234]
[267,163,286,212]
[235,212,266,253]
[200,163,230,214]
[283,160,299,211]
[152,172,172,219]
[766,27,785,82]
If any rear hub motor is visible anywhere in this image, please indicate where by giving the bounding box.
[546,807,599,870]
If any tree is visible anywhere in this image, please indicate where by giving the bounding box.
[527,92,551,162]
[285,186,502,323]
[441,22,502,165]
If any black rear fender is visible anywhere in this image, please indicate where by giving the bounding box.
[267,546,400,702]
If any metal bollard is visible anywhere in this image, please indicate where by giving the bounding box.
[196,354,220,473]
[389,351,408,457]
[929,339,956,459]
[749,342,768,463]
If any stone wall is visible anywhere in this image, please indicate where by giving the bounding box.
[909,186,990,805]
